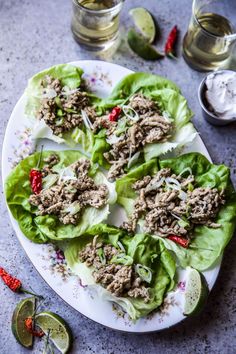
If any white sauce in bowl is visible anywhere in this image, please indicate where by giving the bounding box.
[205,71,236,120]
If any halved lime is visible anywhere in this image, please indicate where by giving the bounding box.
[129,7,156,43]
[11,297,36,348]
[35,311,72,354]
[127,29,164,60]
[184,267,209,316]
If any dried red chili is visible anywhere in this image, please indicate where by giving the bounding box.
[29,146,44,194]
[24,317,44,337]
[29,169,42,194]
[0,267,22,292]
[0,266,41,296]
[165,25,178,58]
[167,235,189,248]
[108,106,122,122]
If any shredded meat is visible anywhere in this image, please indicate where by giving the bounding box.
[123,168,225,238]
[79,237,150,302]
[29,157,108,225]
[95,94,173,181]
[37,75,98,136]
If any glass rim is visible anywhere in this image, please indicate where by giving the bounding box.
[72,0,123,14]
[192,0,236,40]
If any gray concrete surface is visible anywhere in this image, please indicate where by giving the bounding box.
[0,0,236,353]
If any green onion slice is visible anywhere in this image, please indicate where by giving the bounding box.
[135,264,152,283]
[110,253,133,266]
[97,248,106,265]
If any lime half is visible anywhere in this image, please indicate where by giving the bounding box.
[35,311,72,354]
[12,297,36,348]
[184,268,209,316]
[128,29,164,60]
[129,7,156,43]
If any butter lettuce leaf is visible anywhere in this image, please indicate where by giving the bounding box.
[92,72,196,169]
[116,153,236,270]
[64,224,176,321]
[25,64,101,154]
[5,150,116,243]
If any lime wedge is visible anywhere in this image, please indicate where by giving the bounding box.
[129,7,156,43]
[11,297,36,348]
[35,311,72,354]
[184,268,209,316]
[128,29,164,60]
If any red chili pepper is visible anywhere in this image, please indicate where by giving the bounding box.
[167,235,189,248]
[29,169,42,194]
[165,25,178,58]
[29,146,44,194]
[0,267,22,292]
[108,106,121,122]
[0,266,42,296]
[25,317,45,337]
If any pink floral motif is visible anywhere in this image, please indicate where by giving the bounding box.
[178,281,186,291]
[38,244,72,282]
[83,66,113,91]
[8,126,35,168]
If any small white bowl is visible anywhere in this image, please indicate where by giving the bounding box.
[198,70,236,126]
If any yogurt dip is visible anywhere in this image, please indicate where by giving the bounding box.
[205,71,236,120]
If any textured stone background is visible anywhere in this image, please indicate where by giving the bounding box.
[0,0,236,353]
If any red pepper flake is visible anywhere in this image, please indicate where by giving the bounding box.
[165,25,178,58]
[167,235,189,248]
[108,106,122,122]
[0,267,22,292]
[24,317,45,337]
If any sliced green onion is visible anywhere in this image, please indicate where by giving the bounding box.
[42,173,58,189]
[117,241,126,253]
[55,117,64,126]
[65,108,77,113]
[57,108,65,117]
[127,151,140,169]
[187,183,194,192]
[97,248,106,265]
[55,96,63,109]
[145,177,164,192]
[178,218,190,228]
[122,105,140,122]
[165,177,181,190]
[63,202,81,215]
[81,109,93,130]
[110,253,133,266]
[135,264,152,283]
[178,167,192,177]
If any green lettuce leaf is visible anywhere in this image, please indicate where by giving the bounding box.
[116,152,236,271]
[64,224,176,321]
[25,64,101,153]
[92,72,196,169]
[5,151,116,243]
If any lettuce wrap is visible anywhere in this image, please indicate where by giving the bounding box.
[5,150,116,243]
[91,72,197,171]
[116,153,236,271]
[64,224,176,321]
[25,64,101,153]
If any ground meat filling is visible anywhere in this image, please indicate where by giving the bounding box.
[37,75,98,136]
[29,156,108,225]
[79,236,150,302]
[123,168,225,238]
[95,94,173,181]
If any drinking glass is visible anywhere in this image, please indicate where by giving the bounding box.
[183,0,236,71]
[71,0,123,52]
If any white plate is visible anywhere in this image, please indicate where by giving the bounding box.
[2,60,220,332]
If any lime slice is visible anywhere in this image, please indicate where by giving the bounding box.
[11,297,36,348]
[127,29,164,60]
[184,268,209,316]
[35,311,72,354]
[129,7,156,43]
